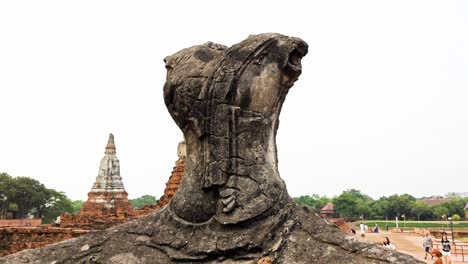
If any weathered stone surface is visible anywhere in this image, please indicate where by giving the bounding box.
[0,33,424,263]
[0,204,422,263]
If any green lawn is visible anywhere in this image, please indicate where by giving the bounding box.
[355,220,468,229]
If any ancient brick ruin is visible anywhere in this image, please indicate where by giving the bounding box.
[0,227,92,256]
[157,141,186,208]
[59,138,187,229]
[59,134,135,229]
[80,133,133,217]
[1,34,423,264]
[0,137,187,256]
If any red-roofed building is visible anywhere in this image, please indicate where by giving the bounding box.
[320,202,335,218]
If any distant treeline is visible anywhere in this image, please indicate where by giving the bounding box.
[0,172,73,223]
[1,172,159,223]
[2,172,466,223]
[293,189,468,221]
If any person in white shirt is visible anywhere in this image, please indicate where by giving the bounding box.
[422,233,433,260]
[359,223,365,237]
[384,237,396,251]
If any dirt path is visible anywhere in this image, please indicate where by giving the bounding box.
[359,231,465,264]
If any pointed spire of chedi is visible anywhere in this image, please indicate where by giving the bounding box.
[80,133,132,216]
[105,133,116,155]
[90,133,125,192]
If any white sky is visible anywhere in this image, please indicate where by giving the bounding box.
[1,1,467,201]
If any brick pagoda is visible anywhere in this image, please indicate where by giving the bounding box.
[158,141,186,207]
[80,133,132,217]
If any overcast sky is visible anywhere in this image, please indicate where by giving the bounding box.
[1,1,467,201]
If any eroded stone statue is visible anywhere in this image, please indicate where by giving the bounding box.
[164,33,306,225]
[0,33,424,264]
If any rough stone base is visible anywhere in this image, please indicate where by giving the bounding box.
[0,202,423,264]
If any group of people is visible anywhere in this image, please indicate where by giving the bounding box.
[423,232,452,264]
[351,224,453,263]
[355,223,380,237]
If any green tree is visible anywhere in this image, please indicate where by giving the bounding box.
[333,192,358,220]
[1,174,75,221]
[432,205,449,220]
[343,189,372,202]
[370,197,390,220]
[130,195,157,209]
[40,190,73,223]
[444,198,466,217]
[387,194,415,219]
[451,214,461,221]
[293,195,317,208]
[11,176,51,218]
[293,194,331,212]
[333,189,373,220]
[0,173,15,219]
[71,200,84,214]
[411,200,431,221]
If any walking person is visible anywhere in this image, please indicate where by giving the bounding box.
[441,232,451,264]
[423,232,433,260]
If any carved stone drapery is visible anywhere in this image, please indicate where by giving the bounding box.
[163,33,307,226]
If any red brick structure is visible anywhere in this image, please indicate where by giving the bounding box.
[0,227,91,256]
[0,219,41,227]
[0,139,187,256]
[158,141,186,207]
[79,134,133,217]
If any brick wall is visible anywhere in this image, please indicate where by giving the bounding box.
[0,226,92,256]
[0,219,42,227]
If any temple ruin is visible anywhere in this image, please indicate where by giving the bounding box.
[80,133,132,217]
[0,137,187,256]
[157,141,186,208]
[60,133,136,229]
[59,136,187,230]
[0,33,423,263]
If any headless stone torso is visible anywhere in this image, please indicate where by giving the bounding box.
[0,34,425,264]
[164,34,308,225]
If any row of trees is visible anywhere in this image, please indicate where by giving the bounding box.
[1,173,159,223]
[0,173,73,223]
[294,189,468,221]
[70,195,159,212]
[2,171,465,223]
[129,195,158,209]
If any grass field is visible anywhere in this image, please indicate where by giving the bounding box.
[355,220,468,229]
